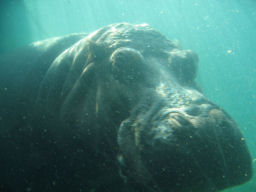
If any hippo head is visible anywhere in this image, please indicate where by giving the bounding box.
[85,23,252,192]
[46,23,252,192]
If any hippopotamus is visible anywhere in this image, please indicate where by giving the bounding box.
[0,23,252,192]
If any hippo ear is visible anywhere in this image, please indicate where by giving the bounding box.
[169,49,198,85]
[110,47,146,84]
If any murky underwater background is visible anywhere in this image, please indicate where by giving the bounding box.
[0,0,255,191]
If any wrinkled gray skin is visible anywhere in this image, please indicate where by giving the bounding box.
[0,23,252,192]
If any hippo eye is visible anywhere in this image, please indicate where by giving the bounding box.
[169,49,198,85]
[110,47,145,84]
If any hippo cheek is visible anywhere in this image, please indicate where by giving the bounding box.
[138,107,252,192]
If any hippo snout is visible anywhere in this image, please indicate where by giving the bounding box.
[118,88,252,192]
[155,106,251,191]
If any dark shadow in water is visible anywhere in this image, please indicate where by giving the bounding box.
[0,0,31,54]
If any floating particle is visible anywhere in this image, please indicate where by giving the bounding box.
[226,49,232,54]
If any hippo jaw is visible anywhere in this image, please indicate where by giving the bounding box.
[117,85,252,192]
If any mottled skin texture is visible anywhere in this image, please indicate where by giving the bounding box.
[0,23,252,192]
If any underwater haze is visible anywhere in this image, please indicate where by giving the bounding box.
[1,0,255,191]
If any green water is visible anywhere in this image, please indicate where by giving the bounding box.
[1,0,255,191]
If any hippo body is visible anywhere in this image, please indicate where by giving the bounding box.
[0,23,252,192]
